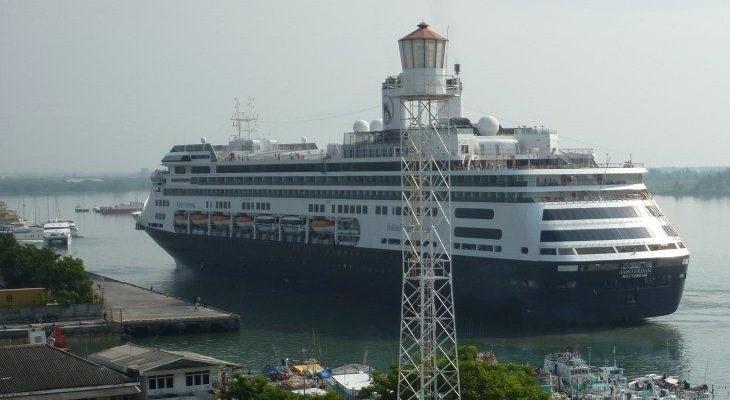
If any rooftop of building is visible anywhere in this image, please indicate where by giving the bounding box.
[0,344,138,397]
[89,343,242,374]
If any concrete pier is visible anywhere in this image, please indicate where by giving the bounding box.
[0,274,239,340]
[92,273,240,336]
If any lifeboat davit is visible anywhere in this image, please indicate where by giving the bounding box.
[211,213,231,226]
[174,212,188,225]
[311,218,335,233]
[190,212,208,226]
[235,214,253,227]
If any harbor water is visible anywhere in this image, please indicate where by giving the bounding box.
[2,192,729,391]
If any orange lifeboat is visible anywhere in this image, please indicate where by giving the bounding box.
[235,214,253,227]
[211,213,231,226]
[174,211,188,225]
[311,218,335,233]
[190,212,208,226]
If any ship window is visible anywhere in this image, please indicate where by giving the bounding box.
[191,166,210,174]
[356,205,362,214]
[558,248,575,255]
[337,205,343,213]
[382,206,387,215]
[539,248,557,255]
[453,243,461,249]
[174,166,186,174]
[478,244,493,251]
[540,227,651,242]
[575,247,616,255]
[388,238,401,245]
[454,227,502,240]
[462,243,476,250]
[542,207,637,221]
[616,244,648,253]
[363,206,368,214]
[495,245,502,252]
[455,208,494,219]
[521,247,529,254]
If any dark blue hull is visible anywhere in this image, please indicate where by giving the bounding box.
[145,227,687,326]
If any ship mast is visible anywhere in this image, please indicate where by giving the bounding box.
[231,97,258,140]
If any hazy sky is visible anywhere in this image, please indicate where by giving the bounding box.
[2,0,729,175]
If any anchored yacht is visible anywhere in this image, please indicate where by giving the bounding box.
[136,22,689,325]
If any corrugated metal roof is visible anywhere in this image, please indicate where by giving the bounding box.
[89,343,241,374]
[400,22,446,41]
[0,344,137,396]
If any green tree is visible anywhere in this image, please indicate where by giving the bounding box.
[221,374,344,400]
[359,346,549,400]
[0,235,98,305]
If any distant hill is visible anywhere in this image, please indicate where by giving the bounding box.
[645,167,730,197]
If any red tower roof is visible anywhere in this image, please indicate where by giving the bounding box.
[400,22,446,41]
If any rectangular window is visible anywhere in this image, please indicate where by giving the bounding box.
[413,39,425,68]
[540,227,652,243]
[455,208,494,219]
[174,166,186,174]
[337,205,343,213]
[186,375,193,386]
[542,207,637,221]
[190,166,211,174]
[454,227,502,240]
[363,205,367,214]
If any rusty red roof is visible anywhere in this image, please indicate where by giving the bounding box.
[400,22,446,41]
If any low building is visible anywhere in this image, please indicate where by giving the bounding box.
[89,343,241,399]
[0,344,140,399]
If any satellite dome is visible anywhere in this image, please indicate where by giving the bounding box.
[476,116,500,136]
[370,119,383,131]
[353,120,370,133]
[301,136,309,143]
[200,136,208,144]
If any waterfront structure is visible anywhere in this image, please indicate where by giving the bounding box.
[0,344,140,399]
[137,22,690,325]
[395,23,461,400]
[89,343,241,399]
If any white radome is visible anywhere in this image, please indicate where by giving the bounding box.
[476,116,500,136]
[370,119,383,131]
[353,120,370,132]
[200,136,208,144]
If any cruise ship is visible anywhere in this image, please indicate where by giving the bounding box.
[137,23,689,325]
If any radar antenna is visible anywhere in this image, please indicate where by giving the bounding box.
[231,97,258,140]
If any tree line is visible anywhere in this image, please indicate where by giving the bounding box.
[0,235,99,305]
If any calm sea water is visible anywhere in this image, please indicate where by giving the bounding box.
[2,192,729,392]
